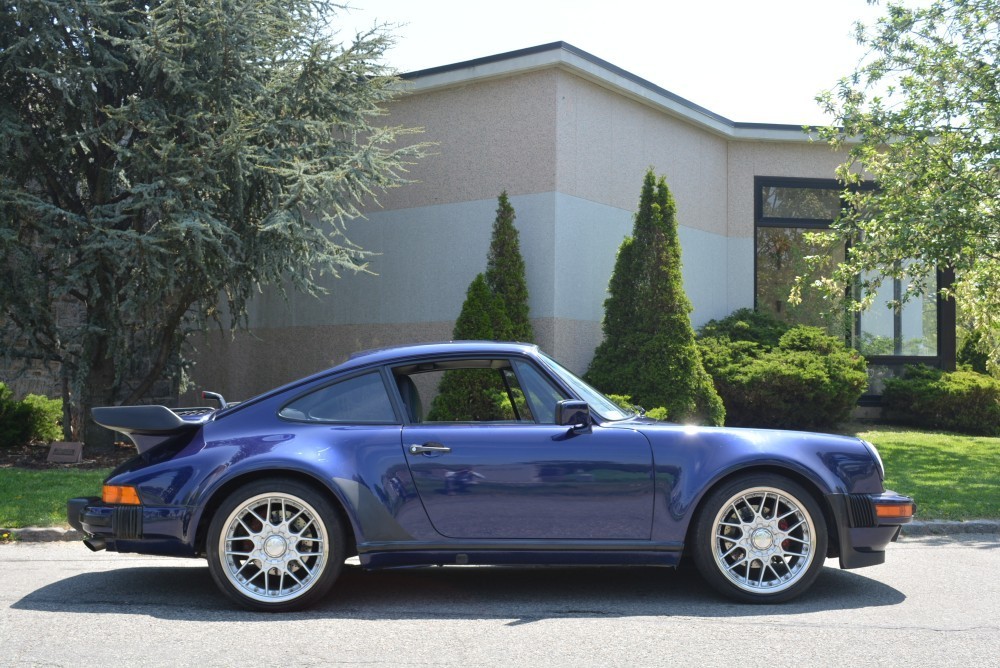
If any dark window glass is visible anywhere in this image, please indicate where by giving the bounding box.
[760,185,842,221]
[280,372,395,423]
[511,359,568,424]
[755,226,848,334]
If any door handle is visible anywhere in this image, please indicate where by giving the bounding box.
[408,442,452,455]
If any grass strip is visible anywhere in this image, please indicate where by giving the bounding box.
[0,468,109,529]
[851,425,1000,521]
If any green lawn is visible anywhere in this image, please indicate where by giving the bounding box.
[0,468,109,529]
[1,424,998,530]
[847,424,1000,521]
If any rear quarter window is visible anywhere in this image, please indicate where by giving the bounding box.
[279,372,396,423]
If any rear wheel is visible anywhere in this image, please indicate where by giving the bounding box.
[692,473,827,603]
[207,478,345,612]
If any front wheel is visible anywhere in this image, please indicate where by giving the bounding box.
[207,478,345,612]
[691,474,827,603]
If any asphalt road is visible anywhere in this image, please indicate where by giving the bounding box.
[2,535,998,667]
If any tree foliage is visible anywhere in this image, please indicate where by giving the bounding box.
[486,191,533,342]
[585,169,724,425]
[0,1,423,441]
[814,0,1000,364]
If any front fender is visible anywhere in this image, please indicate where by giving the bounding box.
[644,425,881,543]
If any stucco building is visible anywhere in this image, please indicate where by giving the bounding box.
[188,42,952,402]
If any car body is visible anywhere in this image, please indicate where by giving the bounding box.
[68,341,914,611]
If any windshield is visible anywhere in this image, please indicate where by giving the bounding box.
[537,352,635,421]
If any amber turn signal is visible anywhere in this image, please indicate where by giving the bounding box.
[102,485,141,505]
[875,502,914,519]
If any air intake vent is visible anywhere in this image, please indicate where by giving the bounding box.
[848,494,876,528]
[112,506,143,539]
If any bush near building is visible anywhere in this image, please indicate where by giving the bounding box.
[697,309,868,430]
[882,365,1000,436]
[0,384,63,448]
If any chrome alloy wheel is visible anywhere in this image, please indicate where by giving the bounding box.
[217,492,329,603]
[710,486,817,594]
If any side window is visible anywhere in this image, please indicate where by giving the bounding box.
[511,359,567,424]
[279,372,396,423]
[393,358,568,424]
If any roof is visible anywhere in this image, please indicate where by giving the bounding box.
[344,340,540,369]
[399,42,822,143]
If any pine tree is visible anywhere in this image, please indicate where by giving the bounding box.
[486,192,534,342]
[585,169,725,425]
[426,275,512,420]
[0,2,424,444]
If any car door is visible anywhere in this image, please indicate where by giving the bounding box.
[395,357,654,540]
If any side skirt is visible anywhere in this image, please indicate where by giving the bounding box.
[357,540,684,570]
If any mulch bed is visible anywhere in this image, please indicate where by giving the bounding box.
[0,441,136,470]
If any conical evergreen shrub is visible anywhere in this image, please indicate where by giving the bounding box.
[585,169,725,425]
[486,191,534,342]
[426,274,513,421]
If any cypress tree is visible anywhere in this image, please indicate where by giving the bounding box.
[585,169,725,425]
[486,192,534,342]
[426,274,512,421]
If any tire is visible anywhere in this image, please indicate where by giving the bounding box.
[691,473,827,603]
[206,478,346,612]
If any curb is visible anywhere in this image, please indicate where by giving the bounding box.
[2,527,83,542]
[900,520,1000,536]
[3,521,1000,544]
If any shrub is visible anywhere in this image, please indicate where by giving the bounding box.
[21,394,64,443]
[698,313,868,430]
[882,365,1000,436]
[606,393,668,421]
[697,308,790,348]
[957,328,990,375]
[0,384,32,448]
[0,384,64,447]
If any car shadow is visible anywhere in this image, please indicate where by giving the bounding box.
[12,560,905,623]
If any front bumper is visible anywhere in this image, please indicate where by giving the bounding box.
[826,490,916,570]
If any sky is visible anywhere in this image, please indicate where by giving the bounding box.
[336,0,889,126]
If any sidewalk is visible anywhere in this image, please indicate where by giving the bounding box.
[4,520,1000,543]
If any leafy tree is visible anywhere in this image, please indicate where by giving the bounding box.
[814,0,1000,365]
[0,1,423,443]
[426,274,512,421]
[485,191,534,342]
[586,169,724,425]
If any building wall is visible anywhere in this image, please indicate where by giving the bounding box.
[186,61,850,402]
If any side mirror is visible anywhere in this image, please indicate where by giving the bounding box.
[556,400,592,431]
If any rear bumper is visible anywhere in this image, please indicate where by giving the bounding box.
[67,496,196,557]
[826,491,916,570]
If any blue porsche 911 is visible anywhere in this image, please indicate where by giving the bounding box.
[68,341,914,611]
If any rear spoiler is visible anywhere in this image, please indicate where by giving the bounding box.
[92,405,211,454]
